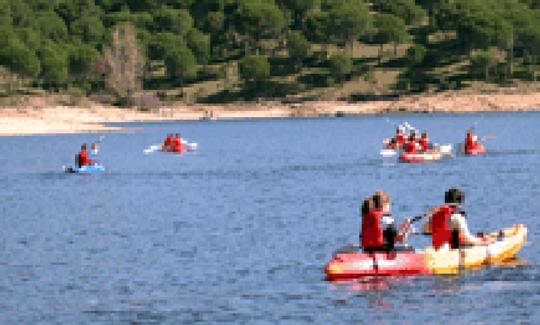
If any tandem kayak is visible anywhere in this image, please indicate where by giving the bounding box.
[143,140,198,155]
[65,164,105,174]
[381,144,452,159]
[463,145,486,156]
[399,151,445,163]
[324,224,527,280]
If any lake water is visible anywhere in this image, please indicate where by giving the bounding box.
[1,113,539,324]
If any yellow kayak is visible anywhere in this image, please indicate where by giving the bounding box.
[425,224,527,274]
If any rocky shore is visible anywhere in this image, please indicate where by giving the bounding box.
[1,90,540,136]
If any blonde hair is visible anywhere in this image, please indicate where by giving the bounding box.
[373,191,391,209]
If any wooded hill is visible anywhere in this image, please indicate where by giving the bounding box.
[2,0,540,106]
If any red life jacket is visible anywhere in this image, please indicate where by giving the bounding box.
[405,140,416,154]
[361,209,384,250]
[174,137,184,152]
[78,149,89,166]
[165,136,173,147]
[396,134,405,147]
[431,205,455,249]
[465,135,477,151]
[420,138,429,152]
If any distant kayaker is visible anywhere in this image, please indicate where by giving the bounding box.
[174,133,184,152]
[405,135,417,154]
[419,132,430,152]
[361,191,397,252]
[465,129,479,152]
[164,134,174,151]
[395,127,405,149]
[424,188,485,249]
[77,144,91,167]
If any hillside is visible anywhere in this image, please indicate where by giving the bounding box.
[1,0,540,107]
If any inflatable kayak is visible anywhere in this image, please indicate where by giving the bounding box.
[143,140,198,155]
[381,144,452,159]
[65,164,105,174]
[463,145,486,156]
[325,224,527,280]
[399,151,445,163]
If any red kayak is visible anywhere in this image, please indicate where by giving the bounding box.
[325,245,429,280]
[399,151,443,163]
[463,145,486,156]
[162,146,188,154]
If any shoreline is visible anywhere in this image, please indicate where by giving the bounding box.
[1,90,540,136]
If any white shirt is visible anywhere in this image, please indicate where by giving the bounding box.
[450,213,482,245]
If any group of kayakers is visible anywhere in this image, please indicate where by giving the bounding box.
[385,127,432,154]
[163,133,185,153]
[385,126,483,155]
[360,188,489,252]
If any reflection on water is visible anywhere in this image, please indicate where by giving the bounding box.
[0,113,539,324]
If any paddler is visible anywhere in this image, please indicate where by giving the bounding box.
[361,191,397,252]
[405,134,417,154]
[77,144,91,167]
[419,131,430,152]
[395,127,405,149]
[89,143,100,163]
[424,188,486,249]
[173,133,184,153]
[164,134,174,151]
[465,129,479,152]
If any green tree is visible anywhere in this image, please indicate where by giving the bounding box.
[0,0,11,26]
[36,11,68,42]
[164,45,197,90]
[0,36,40,77]
[327,0,371,55]
[70,15,105,43]
[470,49,501,81]
[238,54,271,88]
[374,0,426,26]
[278,0,318,29]
[69,44,99,76]
[152,6,193,35]
[9,1,34,28]
[287,30,310,68]
[39,42,68,87]
[373,13,410,60]
[328,53,352,82]
[148,32,185,60]
[406,44,426,66]
[235,0,286,54]
[304,11,330,44]
[186,28,210,65]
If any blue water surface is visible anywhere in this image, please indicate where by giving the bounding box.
[1,113,539,324]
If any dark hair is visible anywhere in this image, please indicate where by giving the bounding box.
[361,197,374,217]
[81,144,87,150]
[445,188,464,205]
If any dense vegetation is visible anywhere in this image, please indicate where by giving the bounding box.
[1,0,540,105]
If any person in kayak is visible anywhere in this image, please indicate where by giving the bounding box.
[419,132,430,152]
[173,133,184,153]
[361,191,398,252]
[163,134,174,151]
[465,129,479,152]
[77,144,91,167]
[405,134,417,154]
[394,127,405,149]
[424,188,485,249]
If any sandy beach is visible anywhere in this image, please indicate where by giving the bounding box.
[1,90,540,136]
